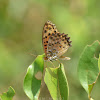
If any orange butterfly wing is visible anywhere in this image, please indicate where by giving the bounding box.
[42,21,58,56]
[47,33,72,58]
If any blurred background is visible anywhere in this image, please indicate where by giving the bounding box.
[0,0,100,100]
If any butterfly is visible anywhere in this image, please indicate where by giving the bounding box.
[42,20,72,61]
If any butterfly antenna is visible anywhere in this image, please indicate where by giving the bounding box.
[25,52,37,57]
[30,53,37,57]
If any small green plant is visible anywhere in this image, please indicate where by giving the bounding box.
[0,86,15,100]
[23,55,69,100]
[23,41,100,100]
[0,41,100,100]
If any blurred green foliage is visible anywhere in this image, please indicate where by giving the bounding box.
[0,86,15,100]
[0,0,100,100]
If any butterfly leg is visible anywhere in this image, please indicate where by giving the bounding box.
[59,56,71,60]
[48,60,55,68]
[56,59,62,64]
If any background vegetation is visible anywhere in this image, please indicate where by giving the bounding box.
[0,0,100,100]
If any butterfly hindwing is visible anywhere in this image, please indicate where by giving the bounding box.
[47,32,72,58]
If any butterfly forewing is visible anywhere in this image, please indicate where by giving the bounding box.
[42,21,58,56]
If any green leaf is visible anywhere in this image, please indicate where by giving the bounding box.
[0,86,15,100]
[78,41,100,95]
[44,63,69,100]
[98,54,100,71]
[23,55,44,100]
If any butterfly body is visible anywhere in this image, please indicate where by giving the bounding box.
[42,21,72,61]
